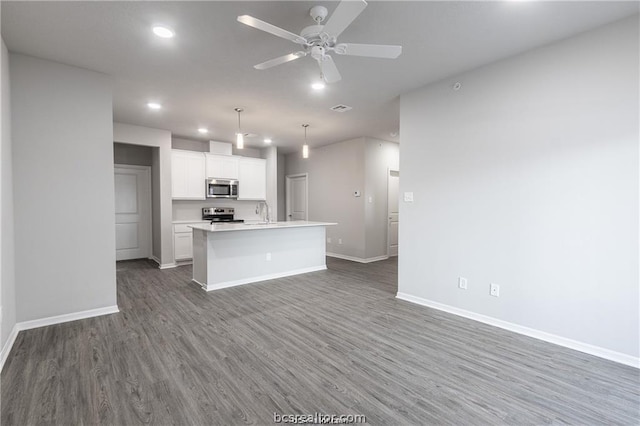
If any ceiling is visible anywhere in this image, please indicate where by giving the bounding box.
[2,1,638,153]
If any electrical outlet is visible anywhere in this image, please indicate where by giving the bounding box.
[266,252,271,261]
[404,192,414,202]
[490,283,500,297]
[458,277,468,290]
[327,237,332,243]
[338,238,343,245]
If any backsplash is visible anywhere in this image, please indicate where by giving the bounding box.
[172,199,263,222]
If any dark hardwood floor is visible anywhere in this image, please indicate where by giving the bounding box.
[2,257,639,425]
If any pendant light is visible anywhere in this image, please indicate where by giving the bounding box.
[235,107,244,149]
[302,124,310,159]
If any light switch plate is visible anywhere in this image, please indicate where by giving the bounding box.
[404,192,414,202]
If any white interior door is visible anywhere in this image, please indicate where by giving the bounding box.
[388,170,399,256]
[115,165,151,261]
[286,174,308,221]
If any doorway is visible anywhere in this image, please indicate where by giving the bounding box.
[285,173,308,221]
[114,164,152,260]
[387,169,399,256]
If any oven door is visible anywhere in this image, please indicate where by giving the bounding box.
[206,179,238,198]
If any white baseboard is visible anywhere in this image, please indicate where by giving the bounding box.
[202,265,327,291]
[0,324,19,372]
[17,305,120,331]
[1,305,120,372]
[159,263,178,269]
[149,256,178,269]
[396,292,639,369]
[326,252,389,264]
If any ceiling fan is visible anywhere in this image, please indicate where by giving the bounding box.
[237,0,402,83]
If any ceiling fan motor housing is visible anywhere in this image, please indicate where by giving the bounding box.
[309,6,328,23]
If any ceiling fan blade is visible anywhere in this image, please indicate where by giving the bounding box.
[334,43,402,59]
[238,15,307,44]
[321,0,368,38]
[254,52,307,70]
[320,55,342,83]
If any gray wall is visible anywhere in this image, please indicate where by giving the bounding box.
[11,53,117,321]
[277,152,286,221]
[285,137,399,260]
[261,146,278,220]
[172,137,208,152]
[286,138,367,258]
[1,39,16,357]
[364,139,399,259]
[114,142,152,166]
[151,147,162,259]
[172,137,263,159]
[399,17,639,358]
[114,123,173,266]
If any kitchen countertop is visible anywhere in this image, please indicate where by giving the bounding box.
[173,220,210,224]
[189,221,336,233]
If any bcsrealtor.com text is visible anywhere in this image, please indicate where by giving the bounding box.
[273,412,366,424]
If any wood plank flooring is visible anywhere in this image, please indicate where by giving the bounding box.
[2,257,639,425]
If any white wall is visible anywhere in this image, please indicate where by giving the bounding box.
[11,53,117,321]
[1,39,17,362]
[364,139,400,259]
[286,138,367,258]
[113,123,173,266]
[399,16,639,362]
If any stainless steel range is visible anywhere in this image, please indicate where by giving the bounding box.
[202,207,244,224]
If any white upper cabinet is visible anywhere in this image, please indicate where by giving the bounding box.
[171,150,206,200]
[238,157,266,200]
[205,154,239,179]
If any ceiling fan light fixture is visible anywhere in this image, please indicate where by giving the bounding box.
[311,80,326,90]
[235,107,244,149]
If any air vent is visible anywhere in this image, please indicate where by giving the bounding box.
[330,104,353,112]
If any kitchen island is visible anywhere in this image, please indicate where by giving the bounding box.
[189,221,336,291]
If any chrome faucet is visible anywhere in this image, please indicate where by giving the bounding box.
[256,201,271,223]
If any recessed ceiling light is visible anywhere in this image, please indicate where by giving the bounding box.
[152,26,175,39]
[264,138,272,144]
[147,102,162,110]
[311,81,325,90]
[198,128,209,134]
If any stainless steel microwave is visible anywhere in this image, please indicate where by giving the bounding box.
[206,178,238,198]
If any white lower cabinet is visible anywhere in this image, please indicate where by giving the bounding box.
[174,232,193,261]
[174,223,205,261]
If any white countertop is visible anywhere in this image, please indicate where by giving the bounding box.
[189,221,337,233]
[173,220,210,224]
